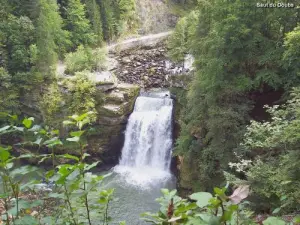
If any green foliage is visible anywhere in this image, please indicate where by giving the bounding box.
[97,0,137,41]
[167,10,198,62]
[118,0,138,35]
[0,113,120,224]
[234,88,300,212]
[65,45,107,74]
[98,0,118,41]
[173,0,300,193]
[40,83,63,126]
[282,25,300,88]
[67,72,97,120]
[0,68,19,114]
[0,15,35,73]
[85,0,103,46]
[142,186,293,225]
[35,0,68,79]
[65,0,95,49]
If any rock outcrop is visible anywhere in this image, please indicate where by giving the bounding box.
[88,83,139,167]
[20,70,140,169]
[108,41,194,89]
[136,0,178,34]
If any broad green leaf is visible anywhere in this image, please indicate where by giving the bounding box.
[28,125,41,132]
[0,149,10,162]
[63,120,75,126]
[51,130,59,135]
[70,114,79,121]
[189,192,213,208]
[41,216,55,224]
[228,204,238,211]
[14,215,39,225]
[161,189,169,195]
[208,216,221,225]
[82,153,91,159]
[66,136,80,142]
[13,126,24,132]
[222,210,233,221]
[169,189,177,198]
[45,169,55,179]
[70,130,85,137]
[186,217,207,225]
[168,216,182,222]
[272,207,281,214]
[48,193,65,199]
[67,168,80,180]
[76,112,89,121]
[60,154,79,161]
[22,118,34,129]
[9,115,18,121]
[10,165,38,177]
[84,161,99,171]
[44,137,62,147]
[214,187,226,196]
[263,217,285,225]
[33,137,43,145]
[0,125,10,133]
[18,154,35,159]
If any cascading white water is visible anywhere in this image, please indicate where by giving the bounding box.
[114,91,173,187]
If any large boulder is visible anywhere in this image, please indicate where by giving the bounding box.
[88,83,140,168]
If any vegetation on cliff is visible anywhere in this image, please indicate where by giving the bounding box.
[168,0,300,218]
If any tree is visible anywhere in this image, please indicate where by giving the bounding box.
[98,0,116,41]
[174,0,300,192]
[35,0,67,80]
[2,15,35,73]
[118,0,137,34]
[0,67,19,113]
[167,10,198,62]
[65,0,95,49]
[85,0,103,46]
[282,25,300,88]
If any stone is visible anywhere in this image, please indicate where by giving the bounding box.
[98,116,127,125]
[122,57,131,63]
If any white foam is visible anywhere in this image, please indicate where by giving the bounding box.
[114,92,174,188]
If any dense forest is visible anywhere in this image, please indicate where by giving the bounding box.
[168,0,300,222]
[0,0,300,224]
[0,0,136,117]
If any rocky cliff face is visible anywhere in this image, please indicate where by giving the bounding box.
[136,0,178,34]
[20,73,140,168]
[108,39,194,89]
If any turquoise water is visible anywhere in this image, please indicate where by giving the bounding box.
[102,171,176,225]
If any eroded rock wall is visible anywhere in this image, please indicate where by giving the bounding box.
[136,0,178,34]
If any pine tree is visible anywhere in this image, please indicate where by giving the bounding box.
[65,0,94,49]
[174,0,300,192]
[98,0,115,41]
[35,0,65,80]
[85,0,103,46]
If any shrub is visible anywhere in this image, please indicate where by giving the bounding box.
[227,87,300,213]
[65,45,107,74]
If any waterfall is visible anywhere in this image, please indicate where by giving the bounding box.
[114,91,173,187]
